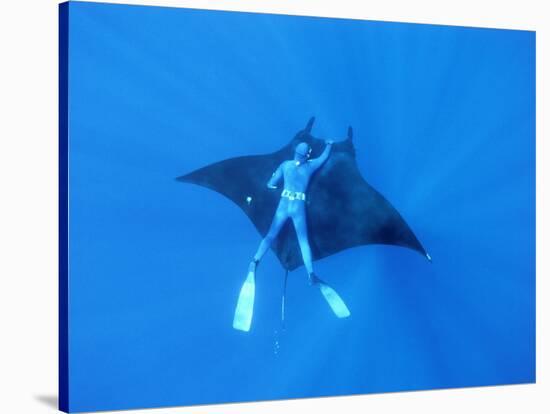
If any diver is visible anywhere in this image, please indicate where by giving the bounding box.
[249,140,334,284]
[232,140,349,331]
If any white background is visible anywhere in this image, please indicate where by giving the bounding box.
[0,0,547,413]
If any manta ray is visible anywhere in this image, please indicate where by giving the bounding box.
[178,117,430,330]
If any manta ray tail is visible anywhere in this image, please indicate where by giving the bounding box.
[281,269,289,328]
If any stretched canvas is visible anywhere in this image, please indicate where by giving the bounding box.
[59,1,536,412]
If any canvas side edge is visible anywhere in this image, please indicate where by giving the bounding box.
[59,2,70,412]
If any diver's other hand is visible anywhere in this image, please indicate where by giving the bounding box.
[325,139,334,145]
[267,183,278,189]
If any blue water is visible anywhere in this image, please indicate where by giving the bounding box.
[66,2,535,412]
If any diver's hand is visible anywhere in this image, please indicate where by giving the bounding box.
[325,140,334,145]
[267,184,278,189]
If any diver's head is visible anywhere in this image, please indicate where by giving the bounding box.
[294,142,312,162]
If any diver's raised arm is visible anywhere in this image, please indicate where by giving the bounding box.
[309,140,334,171]
[267,162,284,189]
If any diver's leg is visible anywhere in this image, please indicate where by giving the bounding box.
[234,204,288,332]
[252,203,288,266]
[292,204,350,318]
[291,206,314,277]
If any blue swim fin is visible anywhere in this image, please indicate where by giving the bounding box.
[318,282,351,318]
[233,269,256,332]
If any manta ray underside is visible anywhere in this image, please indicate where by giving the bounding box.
[177,117,429,271]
